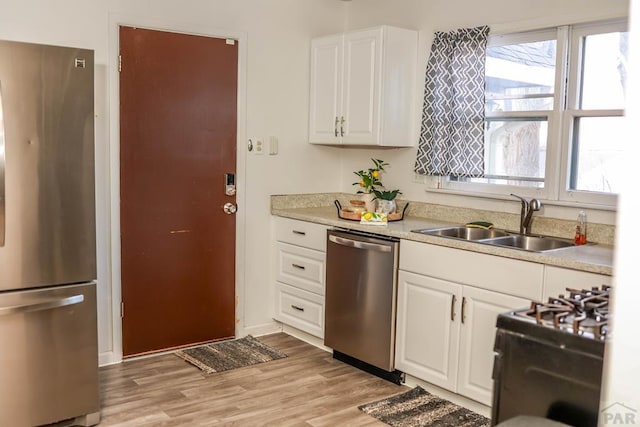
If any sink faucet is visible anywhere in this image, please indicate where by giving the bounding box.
[510,194,542,235]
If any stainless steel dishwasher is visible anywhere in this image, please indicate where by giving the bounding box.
[325,229,403,384]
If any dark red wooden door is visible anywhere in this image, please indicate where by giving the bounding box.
[119,26,237,356]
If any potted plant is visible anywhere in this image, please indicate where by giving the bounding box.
[353,159,387,211]
[372,189,402,214]
[353,159,401,213]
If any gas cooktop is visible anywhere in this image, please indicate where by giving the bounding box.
[492,284,611,427]
[514,285,610,340]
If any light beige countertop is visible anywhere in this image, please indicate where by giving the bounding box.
[271,197,614,276]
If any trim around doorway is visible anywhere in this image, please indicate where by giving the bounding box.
[103,14,248,365]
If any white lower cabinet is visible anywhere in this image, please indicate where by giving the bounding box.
[395,270,529,406]
[275,242,325,295]
[396,240,537,406]
[543,265,612,300]
[395,271,461,391]
[455,286,529,404]
[272,217,328,338]
[274,282,324,338]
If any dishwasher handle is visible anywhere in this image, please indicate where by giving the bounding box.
[329,234,392,253]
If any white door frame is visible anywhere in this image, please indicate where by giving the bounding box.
[104,14,248,364]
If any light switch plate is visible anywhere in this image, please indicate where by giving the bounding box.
[268,136,278,155]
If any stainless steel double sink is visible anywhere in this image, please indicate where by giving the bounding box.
[411,226,578,253]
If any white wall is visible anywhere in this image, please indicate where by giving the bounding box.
[332,0,629,225]
[0,0,345,363]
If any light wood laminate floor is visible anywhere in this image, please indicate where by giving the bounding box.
[99,333,408,426]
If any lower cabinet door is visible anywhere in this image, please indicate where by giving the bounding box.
[274,282,324,338]
[456,286,529,405]
[395,270,462,391]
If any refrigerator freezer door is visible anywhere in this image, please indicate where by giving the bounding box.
[0,40,95,291]
[0,282,100,426]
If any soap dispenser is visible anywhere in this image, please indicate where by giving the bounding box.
[574,210,587,245]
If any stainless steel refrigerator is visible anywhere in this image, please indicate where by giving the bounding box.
[0,40,100,426]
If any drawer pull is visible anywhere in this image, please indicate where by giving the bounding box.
[291,305,305,312]
[292,230,306,236]
[292,263,306,270]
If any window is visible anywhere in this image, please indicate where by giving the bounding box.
[483,30,556,189]
[442,20,628,207]
[565,23,627,201]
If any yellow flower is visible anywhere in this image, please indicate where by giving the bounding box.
[352,159,389,194]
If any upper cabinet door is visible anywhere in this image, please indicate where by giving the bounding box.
[308,26,418,147]
[342,29,381,145]
[309,35,343,144]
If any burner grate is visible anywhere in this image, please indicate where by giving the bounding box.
[514,285,611,339]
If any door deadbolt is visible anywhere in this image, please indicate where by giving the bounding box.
[224,173,236,196]
[223,203,237,214]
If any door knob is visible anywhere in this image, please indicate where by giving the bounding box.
[223,203,237,214]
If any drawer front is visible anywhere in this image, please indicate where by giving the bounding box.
[274,282,324,338]
[276,242,325,295]
[543,266,612,300]
[274,217,328,252]
[400,240,543,300]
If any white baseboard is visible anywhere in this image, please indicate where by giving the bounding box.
[244,320,282,337]
[98,322,282,368]
[403,374,491,418]
[281,324,332,353]
[99,351,121,367]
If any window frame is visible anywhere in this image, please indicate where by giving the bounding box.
[558,20,627,206]
[436,20,627,209]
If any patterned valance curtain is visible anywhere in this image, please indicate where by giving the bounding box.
[414,26,490,177]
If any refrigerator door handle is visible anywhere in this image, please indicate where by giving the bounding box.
[0,294,84,316]
[0,81,5,247]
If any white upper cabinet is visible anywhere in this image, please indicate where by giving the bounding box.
[309,26,418,147]
[342,30,380,144]
[309,35,343,143]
